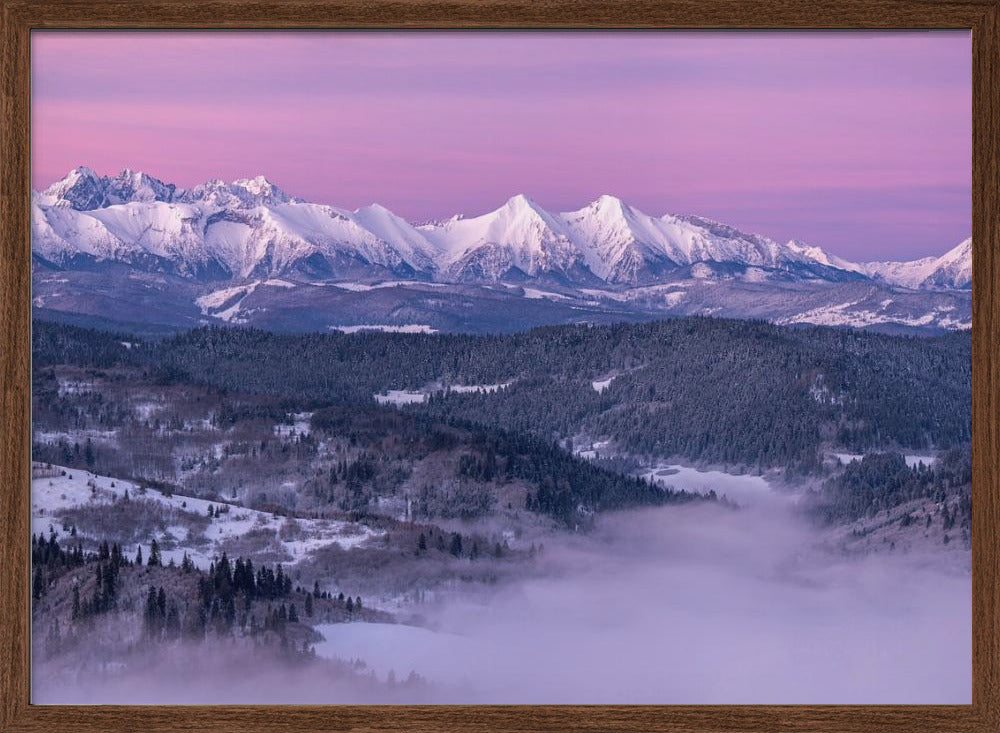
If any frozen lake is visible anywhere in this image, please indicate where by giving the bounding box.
[640,463,787,507]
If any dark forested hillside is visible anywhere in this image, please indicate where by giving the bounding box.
[31,347,701,527]
[804,445,972,527]
[32,317,971,473]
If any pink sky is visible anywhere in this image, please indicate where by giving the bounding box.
[32,31,970,260]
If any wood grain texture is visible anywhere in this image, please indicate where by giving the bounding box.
[1,1,998,731]
[0,0,32,730]
[972,3,1000,730]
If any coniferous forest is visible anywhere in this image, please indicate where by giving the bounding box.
[33,317,970,473]
[30,315,972,702]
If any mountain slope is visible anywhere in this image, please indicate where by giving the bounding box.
[30,167,972,334]
[418,195,594,284]
[864,238,972,291]
[37,166,960,288]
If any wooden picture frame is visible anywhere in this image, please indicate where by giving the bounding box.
[1,1,996,730]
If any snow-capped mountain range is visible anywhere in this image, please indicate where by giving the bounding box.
[30,167,972,335]
[33,167,971,291]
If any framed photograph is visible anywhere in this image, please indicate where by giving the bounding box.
[1,1,997,731]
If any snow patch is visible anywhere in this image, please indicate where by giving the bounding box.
[374,390,427,405]
[333,324,438,334]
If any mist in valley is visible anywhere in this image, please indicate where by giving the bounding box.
[384,499,970,703]
[35,492,971,704]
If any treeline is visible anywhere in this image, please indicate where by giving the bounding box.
[32,321,147,369]
[804,445,972,525]
[32,318,971,472]
[32,534,338,659]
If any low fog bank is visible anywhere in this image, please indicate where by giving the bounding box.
[323,501,971,704]
[32,642,436,705]
[33,499,970,704]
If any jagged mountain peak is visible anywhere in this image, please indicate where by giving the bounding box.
[505,192,533,206]
[493,193,554,222]
[41,166,107,210]
[589,193,631,212]
[31,166,971,294]
[229,174,291,203]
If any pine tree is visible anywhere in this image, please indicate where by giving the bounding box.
[417,533,427,553]
[289,604,299,623]
[346,597,354,613]
[71,585,81,621]
[135,545,143,565]
[148,539,161,567]
[449,533,463,557]
[166,605,181,639]
[144,586,159,638]
[304,593,313,618]
[32,566,45,600]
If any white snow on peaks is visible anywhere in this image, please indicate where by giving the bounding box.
[352,203,439,270]
[38,166,105,209]
[785,239,864,274]
[863,238,972,291]
[32,166,972,293]
[332,324,437,334]
[422,194,583,280]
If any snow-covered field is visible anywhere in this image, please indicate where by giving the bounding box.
[195,282,259,322]
[273,412,313,437]
[641,464,783,507]
[573,439,613,460]
[332,324,437,334]
[447,382,511,394]
[775,302,971,330]
[33,429,118,445]
[31,465,381,570]
[374,381,512,404]
[518,287,573,301]
[833,452,938,468]
[591,375,616,393]
[374,390,427,406]
[328,280,450,293]
[195,279,296,323]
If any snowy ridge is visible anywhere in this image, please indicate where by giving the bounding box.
[33,167,971,291]
[863,238,972,291]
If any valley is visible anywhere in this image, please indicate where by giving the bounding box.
[24,28,974,708]
[30,316,971,703]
